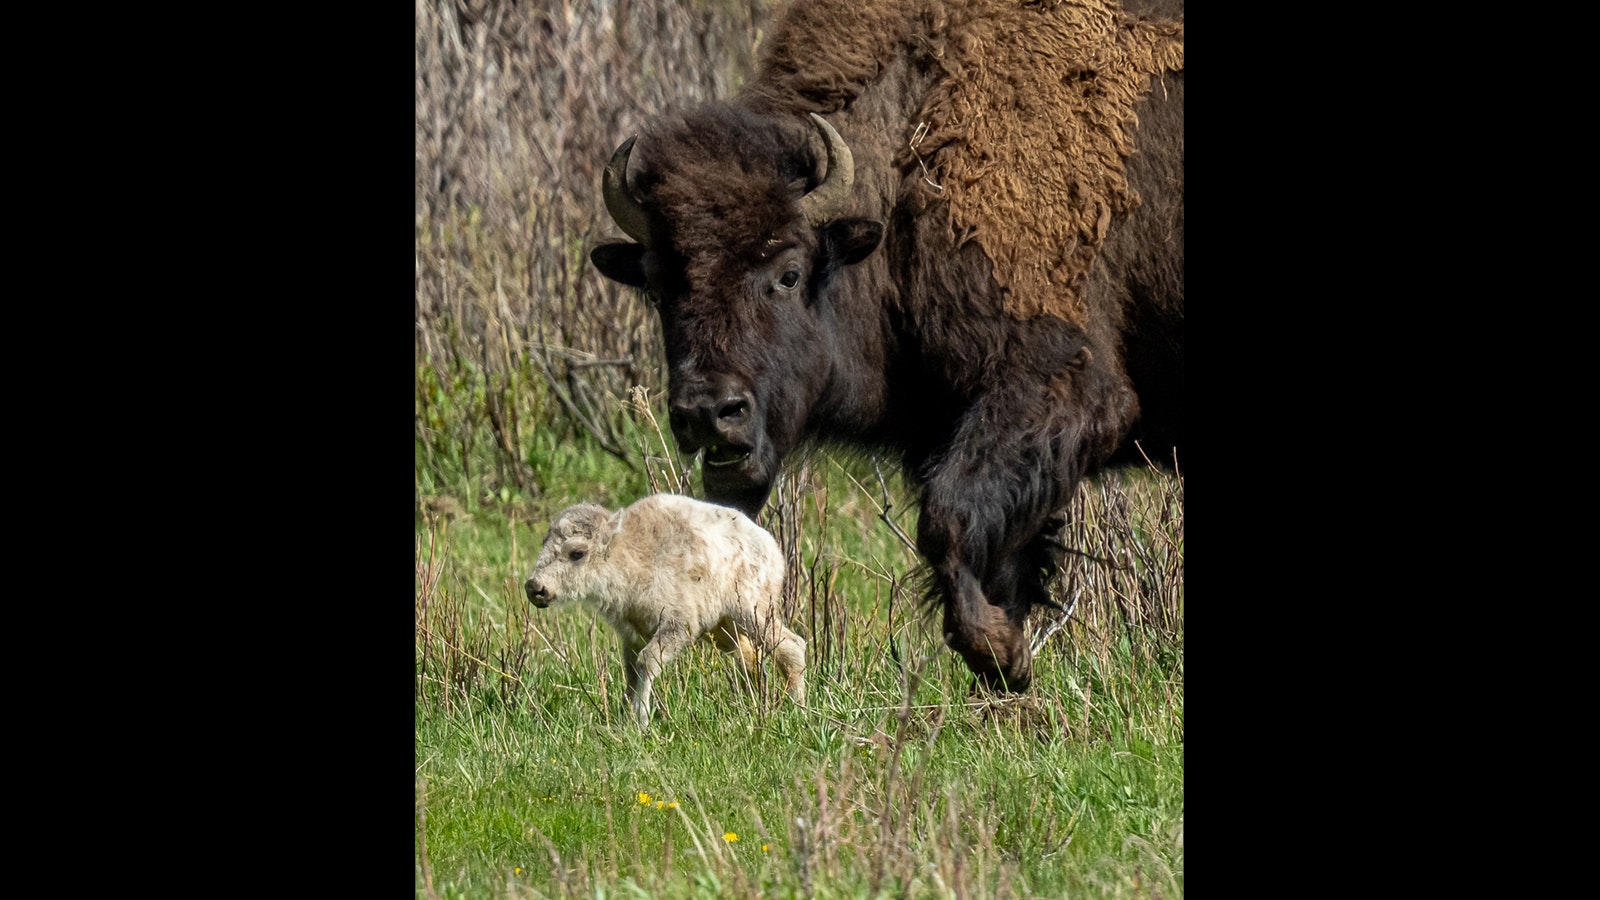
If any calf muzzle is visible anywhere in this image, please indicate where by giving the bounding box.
[525,579,551,608]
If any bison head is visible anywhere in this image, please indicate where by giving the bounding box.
[591,110,883,516]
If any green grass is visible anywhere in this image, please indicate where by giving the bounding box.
[416,448,1183,899]
[415,695,1182,898]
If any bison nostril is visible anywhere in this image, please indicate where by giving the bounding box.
[717,397,749,421]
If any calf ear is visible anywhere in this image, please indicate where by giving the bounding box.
[823,218,884,266]
[590,241,648,287]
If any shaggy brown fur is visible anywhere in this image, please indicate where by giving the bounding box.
[744,0,1184,323]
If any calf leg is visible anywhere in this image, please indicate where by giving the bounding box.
[630,622,693,730]
[746,613,806,707]
[621,640,646,712]
[771,626,807,706]
[708,619,762,695]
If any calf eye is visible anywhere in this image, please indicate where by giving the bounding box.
[568,549,586,562]
[778,270,800,289]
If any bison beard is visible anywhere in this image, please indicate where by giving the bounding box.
[588,0,1183,692]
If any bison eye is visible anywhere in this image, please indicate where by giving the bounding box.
[568,549,586,562]
[778,270,801,289]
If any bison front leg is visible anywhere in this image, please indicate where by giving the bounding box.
[918,330,1136,690]
[916,397,1107,691]
[917,461,1038,692]
[925,543,1034,692]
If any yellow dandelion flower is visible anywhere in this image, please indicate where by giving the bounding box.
[637,792,652,805]
[655,801,664,809]
[515,867,523,875]
[724,832,739,843]
[668,800,679,809]
[762,844,770,852]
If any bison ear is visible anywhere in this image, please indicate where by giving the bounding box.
[590,241,648,288]
[823,218,884,267]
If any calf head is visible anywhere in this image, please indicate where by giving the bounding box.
[524,503,612,608]
[590,109,883,517]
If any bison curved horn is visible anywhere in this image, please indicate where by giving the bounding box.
[602,135,652,244]
[798,113,855,227]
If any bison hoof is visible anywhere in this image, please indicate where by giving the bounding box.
[975,663,1032,694]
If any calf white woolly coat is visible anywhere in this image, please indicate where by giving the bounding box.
[524,493,806,729]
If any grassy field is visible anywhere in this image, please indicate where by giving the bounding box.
[415,432,1183,899]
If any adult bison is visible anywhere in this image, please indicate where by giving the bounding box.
[589,0,1183,691]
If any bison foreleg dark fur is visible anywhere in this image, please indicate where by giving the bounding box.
[911,323,1138,690]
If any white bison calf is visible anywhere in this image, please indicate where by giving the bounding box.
[524,493,806,729]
